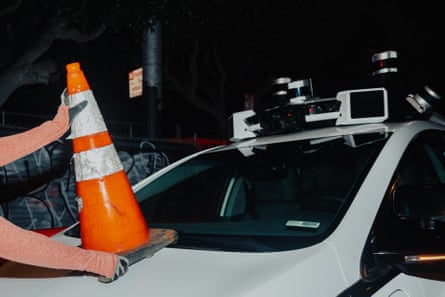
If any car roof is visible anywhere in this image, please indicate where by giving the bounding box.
[133,115,445,193]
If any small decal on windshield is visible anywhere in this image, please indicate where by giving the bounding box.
[286,220,320,229]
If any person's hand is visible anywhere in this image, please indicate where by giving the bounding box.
[60,88,88,124]
[68,101,88,124]
[98,255,130,284]
[60,88,70,106]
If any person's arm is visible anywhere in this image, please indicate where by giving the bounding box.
[0,105,70,167]
[0,217,127,281]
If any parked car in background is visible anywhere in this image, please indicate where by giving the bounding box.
[2,86,445,297]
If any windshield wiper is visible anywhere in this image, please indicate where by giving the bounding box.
[172,233,276,252]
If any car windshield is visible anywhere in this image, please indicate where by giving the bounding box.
[133,130,390,252]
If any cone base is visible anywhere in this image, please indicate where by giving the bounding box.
[119,228,178,265]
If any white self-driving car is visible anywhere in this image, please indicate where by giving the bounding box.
[2,86,445,297]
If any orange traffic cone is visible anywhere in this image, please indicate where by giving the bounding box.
[66,62,150,253]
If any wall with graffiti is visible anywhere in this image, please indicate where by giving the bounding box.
[0,137,196,230]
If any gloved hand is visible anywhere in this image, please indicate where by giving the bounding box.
[60,88,70,106]
[60,88,88,124]
[68,101,88,124]
[98,255,130,284]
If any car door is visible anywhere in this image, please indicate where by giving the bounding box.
[354,130,445,297]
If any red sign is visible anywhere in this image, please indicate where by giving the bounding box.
[129,67,143,98]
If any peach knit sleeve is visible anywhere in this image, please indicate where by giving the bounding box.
[0,105,70,167]
[0,217,116,278]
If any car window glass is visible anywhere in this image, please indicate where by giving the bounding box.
[136,132,388,251]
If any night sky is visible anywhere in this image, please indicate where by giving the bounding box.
[1,1,444,139]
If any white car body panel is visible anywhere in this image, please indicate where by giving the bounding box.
[371,274,424,297]
[1,243,346,297]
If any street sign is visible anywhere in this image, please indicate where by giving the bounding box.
[129,67,143,99]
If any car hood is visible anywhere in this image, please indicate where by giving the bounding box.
[0,242,347,297]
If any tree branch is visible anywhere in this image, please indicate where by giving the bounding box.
[0,16,106,107]
[0,0,23,17]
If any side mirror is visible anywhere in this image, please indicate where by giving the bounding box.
[393,183,445,224]
[373,251,445,281]
[371,183,445,281]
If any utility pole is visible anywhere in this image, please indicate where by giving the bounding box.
[142,18,162,138]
